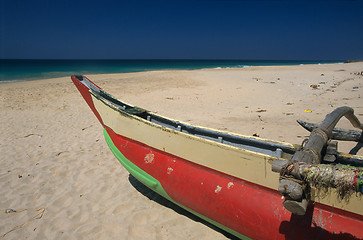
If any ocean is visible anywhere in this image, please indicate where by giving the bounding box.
[0,59,342,83]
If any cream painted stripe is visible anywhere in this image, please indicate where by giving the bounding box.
[92,94,363,216]
[92,94,279,189]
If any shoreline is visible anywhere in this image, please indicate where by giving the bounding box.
[1,62,362,239]
[0,60,346,84]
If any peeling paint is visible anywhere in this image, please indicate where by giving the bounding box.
[144,153,154,164]
[167,167,173,174]
[313,209,327,229]
[273,207,282,222]
[327,212,334,226]
[215,185,222,193]
[227,182,234,189]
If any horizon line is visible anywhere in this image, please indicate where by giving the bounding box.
[0,58,347,62]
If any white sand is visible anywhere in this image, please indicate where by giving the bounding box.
[0,62,362,239]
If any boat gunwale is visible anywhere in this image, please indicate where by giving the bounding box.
[89,82,363,165]
[90,88,300,160]
[74,74,363,165]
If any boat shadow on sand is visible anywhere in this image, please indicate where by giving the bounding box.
[128,174,240,240]
[129,174,362,240]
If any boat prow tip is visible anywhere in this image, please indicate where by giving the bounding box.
[73,75,85,81]
[71,75,102,93]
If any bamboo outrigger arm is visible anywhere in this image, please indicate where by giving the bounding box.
[272,106,363,215]
[297,120,363,142]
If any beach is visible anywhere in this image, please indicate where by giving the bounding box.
[1,62,362,239]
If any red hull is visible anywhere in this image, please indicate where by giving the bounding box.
[106,127,363,240]
[71,76,363,240]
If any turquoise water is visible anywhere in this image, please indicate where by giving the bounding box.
[0,59,342,82]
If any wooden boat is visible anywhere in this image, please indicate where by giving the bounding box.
[71,75,363,240]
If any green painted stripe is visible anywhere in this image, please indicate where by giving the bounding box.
[103,128,251,240]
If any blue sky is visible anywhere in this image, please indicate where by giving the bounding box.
[1,0,363,60]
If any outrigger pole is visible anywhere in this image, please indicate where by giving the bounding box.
[272,106,363,215]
